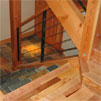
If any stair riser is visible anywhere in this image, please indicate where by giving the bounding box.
[92,49,101,63]
[83,77,101,96]
[88,62,101,77]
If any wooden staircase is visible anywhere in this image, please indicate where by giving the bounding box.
[0,0,100,100]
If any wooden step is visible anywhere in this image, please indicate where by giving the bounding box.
[30,66,80,100]
[88,60,101,76]
[92,49,101,63]
[83,72,101,87]
[83,77,101,97]
[66,86,94,101]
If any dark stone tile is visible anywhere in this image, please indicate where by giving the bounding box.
[1,87,11,94]
[0,78,21,89]
[44,56,52,61]
[24,71,36,78]
[0,73,12,85]
[6,43,11,47]
[47,64,59,71]
[0,69,6,77]
[27,67,35,72]
[11,68,28,79]
[25,57,39,63]
[8,78,31,91]
[35,66,47,73]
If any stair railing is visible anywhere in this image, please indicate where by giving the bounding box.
[16,7,78,65]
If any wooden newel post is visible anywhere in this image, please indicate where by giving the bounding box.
[79,0,101,72]
[9,0,21,69]
[80,0,101,61]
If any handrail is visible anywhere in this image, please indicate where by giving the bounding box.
[19,6,50,27]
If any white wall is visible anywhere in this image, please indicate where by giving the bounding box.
[0,0,35,41]
[62,31,79,56]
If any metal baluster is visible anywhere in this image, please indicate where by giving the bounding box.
[17,27,20,61]
[41,10,47,62]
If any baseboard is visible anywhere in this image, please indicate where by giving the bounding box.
[0,30,34,45]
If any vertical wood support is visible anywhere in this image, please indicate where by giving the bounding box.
[80,0,101,61]
[9,0,21,69]
[92,7,101,49]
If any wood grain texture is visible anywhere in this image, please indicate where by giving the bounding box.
[3,63,71,101]
[35,0,63,51]
[80,0,101,61]
[66,86,94,101]
[92,49,101,63]
[0,91,4,101]
[9,0,21,68]
[31,67,80,100]
[45,0,84,50]
[92,7,101,50]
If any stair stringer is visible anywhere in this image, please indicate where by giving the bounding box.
[45,0,84,50]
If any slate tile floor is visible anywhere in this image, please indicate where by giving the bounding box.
[0,65,59,94]
[0,34,64,94]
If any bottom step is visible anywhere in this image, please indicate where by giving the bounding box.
[83,72,101,87]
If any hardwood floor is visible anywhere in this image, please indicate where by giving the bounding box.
[0,34,100,101]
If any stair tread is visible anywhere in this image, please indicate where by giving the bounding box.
[83,72,101,87]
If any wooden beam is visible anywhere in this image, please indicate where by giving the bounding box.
[80,0,101,61]
[92,7,101,50]
[45,0,84,50]
[9,0,21,68]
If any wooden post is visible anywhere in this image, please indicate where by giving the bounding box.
[80,0,101,61]
[92,7,101,49]
[9,0,21,69]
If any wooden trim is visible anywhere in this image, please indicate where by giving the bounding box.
[80,0,101,61]
[0,30,34,45]
[92,7,101,50]
[0,38,11,45]
[45,0,84,50]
